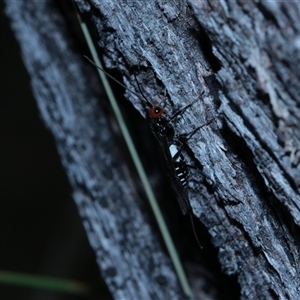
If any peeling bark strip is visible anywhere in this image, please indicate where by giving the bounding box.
[5,0,300,299]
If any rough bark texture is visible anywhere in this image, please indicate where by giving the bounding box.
[4,1,185,300]
[5,0,300,299]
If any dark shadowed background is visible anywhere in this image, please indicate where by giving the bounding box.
[0,3,112,299]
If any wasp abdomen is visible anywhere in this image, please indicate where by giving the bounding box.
[169,143,189,188]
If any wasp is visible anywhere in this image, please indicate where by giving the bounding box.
[84,56,211,247]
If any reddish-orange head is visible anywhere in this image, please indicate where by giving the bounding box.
[148,106,164,119]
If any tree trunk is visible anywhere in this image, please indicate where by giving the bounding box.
[5,0,300,299]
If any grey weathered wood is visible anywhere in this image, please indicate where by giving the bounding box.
[4,1,187,299]
[74,0,300,299]
[5,0,300,299]
[187,1,300,299]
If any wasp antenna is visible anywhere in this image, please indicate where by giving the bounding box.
[84,55,144,102]
[132,73,153,108]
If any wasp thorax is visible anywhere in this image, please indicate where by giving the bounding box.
[149,106,164,119]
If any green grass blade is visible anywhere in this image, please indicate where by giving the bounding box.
[76,12,194,300]
[0,270,92,295]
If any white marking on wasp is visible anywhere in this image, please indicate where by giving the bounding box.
[169,144,179,159]
[169,143,189,187]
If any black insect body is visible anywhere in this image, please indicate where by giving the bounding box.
[84,56,203,246]
[147,110,194,216]
[146,103,204,247]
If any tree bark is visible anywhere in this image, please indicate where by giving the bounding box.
[5,0,300,299]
